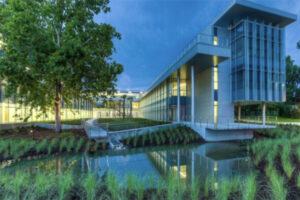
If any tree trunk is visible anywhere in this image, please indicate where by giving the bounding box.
[122,99,125,119]
[55,84,62,133]
[130,100,133,118]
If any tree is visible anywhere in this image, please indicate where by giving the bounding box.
[297,41,300,49]
[285,56,300,104]
[0,0,123,133]
[121,95,127,119]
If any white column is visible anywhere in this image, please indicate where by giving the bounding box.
[177,70,180,122]
[262,102,266,126]
[191,65,195,124]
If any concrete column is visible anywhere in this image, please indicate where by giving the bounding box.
[262,102,266,126]
[177,70,180,122]
[238,103,241,121]
[191,65,195,123]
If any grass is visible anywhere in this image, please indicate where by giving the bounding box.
[97,118,169,131]
[269,170,287,200]
[35,118,89,125]
[242,173,256,200]
[121,126,203,148]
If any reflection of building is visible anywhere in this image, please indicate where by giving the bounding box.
[147,143,253,185]
[140,0,297,126]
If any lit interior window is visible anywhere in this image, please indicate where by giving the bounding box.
[213,36,218,46]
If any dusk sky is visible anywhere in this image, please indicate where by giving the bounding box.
[95,0,300,92]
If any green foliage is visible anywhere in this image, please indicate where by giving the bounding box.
[59,138,67,152]
[82,173,97,200]
[58,172,73,200]
[36,139,47,153]
[107,173,118,200]
[126,174,137,194]
[35,172,55,198]
[242,173,256,200]
[66,137,76,152]
[269,170,287,200]
[48,138,58,154]
[281,144,295,179]
[136,179,145,200]
[191,179,200,200]
[297,173,300,189]
[75,138,85,153]
[217,179,231,200]
[0,0,123,131]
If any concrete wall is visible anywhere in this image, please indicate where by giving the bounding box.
[194,67,213,123]
[218,60,234,123]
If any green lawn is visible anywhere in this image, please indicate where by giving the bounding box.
[238,116,300,123]
[97,118,169,131]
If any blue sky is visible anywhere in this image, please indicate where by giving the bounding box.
[95,0,300,92]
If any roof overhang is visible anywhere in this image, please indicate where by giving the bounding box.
[143,42,230,97]
[214,0,297,28]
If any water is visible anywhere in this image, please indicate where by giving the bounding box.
[0,142,255,186]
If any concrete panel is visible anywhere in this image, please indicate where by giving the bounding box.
[194,68,213,123]
[218,61,234,123]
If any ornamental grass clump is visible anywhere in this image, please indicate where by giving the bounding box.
[75,138,85,152]
[136,179,145,200]
[133,134,139,147]
[9,171,30,200]
[217,179,232,200]
[167,173,177,200]
[66,137,76,152]
[58,172,73,200]
[107,173,119,200]
[242,173,256,200]
[85,141,91,153]
[35,172,55,198]
[59,138,67,152]
[191,179,200,200]
[142,133,147,146]
[297,173,300,189]
[82,173,97,200]
[269,170,287,200]
[48,138,58,154]
[281,144,294,179]
[126,173,137,194]
[36,139,48,153]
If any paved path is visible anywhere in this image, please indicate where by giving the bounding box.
[84,119,108,139]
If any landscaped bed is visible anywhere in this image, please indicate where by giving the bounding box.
[250,125,300,200]
[35,118,89,125]
[97,118,169,131]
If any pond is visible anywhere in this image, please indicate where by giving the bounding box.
[0,142,255,187]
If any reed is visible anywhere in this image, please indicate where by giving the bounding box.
[35,172,55,198]
[75,138,85,152]
[191,179,200,200]
[217,179,231,200]
[281,144,294,179]
[269,170,287,200]
[59,138,67,152]
[136,179,145,200]
[126,173,137,194]
[82,173,97,200]
[85,141,91,152]
[58,172,73,200]
[66,137,76,152]
[36,139,47,153]
[242,173,256,200]
[167,173,177,200]
[107,173,119,200]
[297,173,300,189]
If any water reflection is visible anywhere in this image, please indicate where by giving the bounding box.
[1,142,254,186]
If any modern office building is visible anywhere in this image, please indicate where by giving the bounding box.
[140,0,297,140]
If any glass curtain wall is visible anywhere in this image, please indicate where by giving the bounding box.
[0,86,93,124]
[231,19,285,103]
[140,65,191,122]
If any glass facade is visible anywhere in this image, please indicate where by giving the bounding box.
[140,65,191,122]
[0,86,93,124]
[231,19,285,103]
